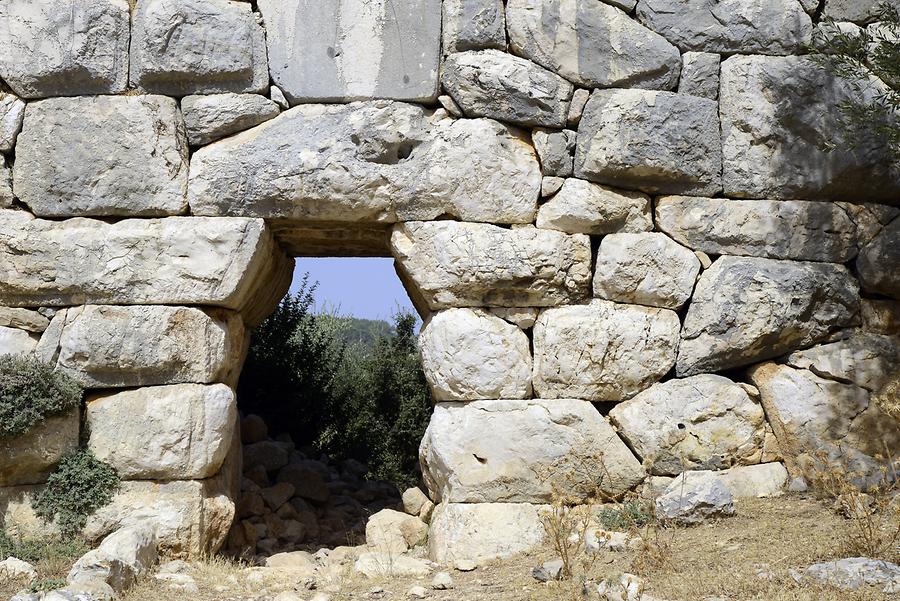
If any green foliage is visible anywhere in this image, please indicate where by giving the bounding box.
[0,355,82,440]
[0,529,88,565]
[33,449,120,538]
[334,317,394,348]
[28,579,67,594]
[597,501,653,531]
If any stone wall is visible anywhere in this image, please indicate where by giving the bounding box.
[0,0,898,561]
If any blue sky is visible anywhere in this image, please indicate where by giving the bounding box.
[289,258,416,321]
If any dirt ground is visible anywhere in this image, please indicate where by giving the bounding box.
[3,495,898,601]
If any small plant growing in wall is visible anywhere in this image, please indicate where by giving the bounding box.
[0,355,81,440]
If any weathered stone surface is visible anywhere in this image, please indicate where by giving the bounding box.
[182,94,280,146]
[419,309,532,401]
[392,222,591,309]
[718,463,788,498]
[0,0,130,98]
[677,257,860,376]
[575,90,722,196]
[0,307,49,333]
[0,412,79,487]
[507,0,680,90]
[655,471,735,525]
[785,332,899,393]
[87,384,237,480]
[857,218,900,299]
[365,509,427,554]
[593,233,700,310]
[489,307,539,330]
[0,156,10,209]
[532,129,575,177]
[421,399,644,503]
[14,96,188,218]
[636,0,812,54]
[721,56,900,203]
[0,557,36,581]
[678,52,720,99]
[533,300,680,401]
[68,523,158,594]
[536,179,652,235]
[655,197,867,263]
[0,212,292,326]
[609,375,765,476]
[354,553,432,578]
[441,50,573,128]
[130,0,268,95]
[861,299,900,335]
[803,558,900,593]
[823,0,900,24]
[428,503,547,563]
[0,326,39,356]
[541,176,565,198]
[258,0,441,103]
[190,102,539,224]
[442,0,506,54]
[0,92,25,152]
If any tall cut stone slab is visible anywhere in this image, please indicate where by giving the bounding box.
[421,399,644,503]
[190,102,539,224]
[0,211,292,326]
[575,90,722,196]
[856,218,900,299]
[391,222,591,310]
[257,0,441,103]
[0,412,79,487]
[130,0,269,95]
[636,0,812,54]
[0,0,130,98]
[506,0,681,90]
[533,300,681,401]
[0,157,11,209]
[677,257,860,376]
[442,0,506,54]
[14,96,188,218]
[721,56,900,203]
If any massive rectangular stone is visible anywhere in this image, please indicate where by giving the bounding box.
[391,222,591,310]
[0,211,292,325]
[14,96,188,217]
[257,0,441,103]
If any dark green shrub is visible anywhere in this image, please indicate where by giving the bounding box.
[0,355,82,440]
[0,529,87,564]
[33,449,120,537]
[597,501,653,531]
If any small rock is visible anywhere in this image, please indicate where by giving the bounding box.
[541,176,565,197]
[408,585,428,598]
[241,414,269,444]
[355,553,433,578]
[262,482,296,511]
[431,571,454,590]
[788,477,809,493]
[266,551,317,574]
[154,572,199,593]
[157,560,191,575]
[455,559,477,572]
[655,471,736,525]
[402,487,431,516]
[365,509,428,554]
[532,558,563,582]
[804,558,900,593]
[0,557,37,581]
[270,85,290,109]
[567,89,590,127]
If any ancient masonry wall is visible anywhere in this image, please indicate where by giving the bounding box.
[0,0,898,561]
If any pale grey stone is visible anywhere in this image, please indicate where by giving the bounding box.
[419,309,532,401]
[441,50,573,128]
[488,307,539,329]
[593,232,700,310]
[0,326,39,356]
[804,558,900,593]
[421,399,644,503]
[0,92,25,152]
[391,221,591,309]
[575,90,722,196]
[678,52,720,100]
[438,94,463,117]
[533,300,681,401]
[182,94,280,146]
[532,129,576,177]
[14,96,188,217]
[609,375,765,476]
[365,509,427,554]
[536,179,652,235]
[68,524,158,594]
[428,503,546,563]
[721,55,900,203]
[784,331,900,393]
[354,553,432,578]
[718,463,788,498]
[0,411,79,487]
[567,89,590,127]
[0,307,49,333]
[442,0,506,54]
[655,196,867,263]
[856,218,900,299]
[0,557,37,581]
[0,0,130,98]
[541,176,565,197]
[507,0,681,90]
[678,257,860,376]
[130,0,268,95]
[824,0,900,24]
[636,0,812,54]
[269,85,289,110]
[258,0,441,103]
[0,155,10,208]
[655,471,735,525]
[190,102,539,224]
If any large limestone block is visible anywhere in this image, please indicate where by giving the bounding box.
[720,56,900,203]
[506,0,680,90]
[47,306,246,389]
[856,218,900,299]
[421,399,644,503]
[536,179,652,235]
[533,300,680,401]
[655,196,867,263]
[575,90,722,196]
[182,94,280,146]
[0,411,79,487]
[130,0,268,95]
[0,212,292,326]
[609,375,765,476]
[87,384,236,480]
[593,233,700,310]
[14,96,188,218]
[442,0,506,54]
[0,326,39,356]
[0,0,130,98]
[784,332,900,394]
[189,101,539,224]
[419,309,532,401]
[257,0,441,103]
[678,257,860,376]
[0,92,25,152]
[635,0,812,54]
[428,503,547,563]
[391,222,591,309]
[441,50,572,128]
